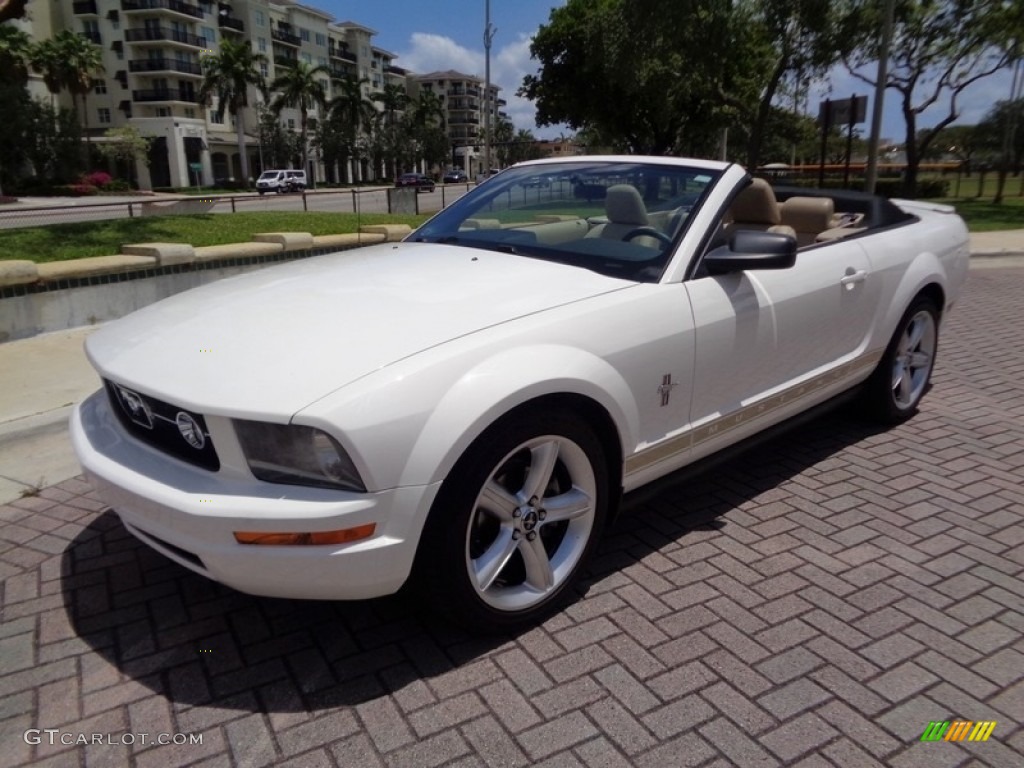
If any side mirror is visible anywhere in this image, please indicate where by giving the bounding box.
[703,230,797,275]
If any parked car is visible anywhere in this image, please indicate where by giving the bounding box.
[71,156,969,632]
[522,175,552,188]
[443,169,468,183]
[396,172,436,192]
[255,169,306,194]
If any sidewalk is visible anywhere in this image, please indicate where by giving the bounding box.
[1,233,1023,504]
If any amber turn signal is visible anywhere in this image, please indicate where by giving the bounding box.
[233,523,376,546]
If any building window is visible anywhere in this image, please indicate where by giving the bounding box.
[116,48,124,61]
[287,118,295,130]
[260,62,268,78]
[301,53,311,65]
[98,108,111,124]
[315,32,326,47]
[185,107,195,118]
[300,28,310,42]
[202,26,216,44]
[157,107,170,117]
[255,10,265,27]
[258,38,266,52]
[93,79,107,94]
[317,56,326,67]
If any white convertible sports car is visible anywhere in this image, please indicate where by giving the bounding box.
[71,156,969,630]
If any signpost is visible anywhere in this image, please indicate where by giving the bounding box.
[818,95,867,187]
[189,162,203,192]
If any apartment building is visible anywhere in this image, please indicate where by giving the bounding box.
[21,0,404,188]
[412,70,506,177]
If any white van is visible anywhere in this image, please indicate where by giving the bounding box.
[256,169,307,194]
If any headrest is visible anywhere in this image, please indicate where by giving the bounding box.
[781,196,835,232]
[728,178,780,225]
[605,185,649,226]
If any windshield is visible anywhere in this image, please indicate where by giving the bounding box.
[258,172,277,180]
[410,160,722,282]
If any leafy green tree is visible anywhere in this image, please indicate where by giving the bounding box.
[845,0,1015,195]
[270,61,329,177]
[198,38,268,185]
[95,125,152,186]
[23,99,83,183]
[256,102,301,170]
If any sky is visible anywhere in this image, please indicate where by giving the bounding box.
[314,0,1017,152]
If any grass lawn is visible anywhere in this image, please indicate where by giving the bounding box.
[0,212,429,263]
[936,196,1024,232]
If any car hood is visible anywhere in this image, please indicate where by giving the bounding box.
[86,242,631,418]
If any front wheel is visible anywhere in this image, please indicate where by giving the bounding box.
[861,296,939,423]
[417,411,609,632]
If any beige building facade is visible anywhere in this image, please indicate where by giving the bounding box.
[20,0,411,188]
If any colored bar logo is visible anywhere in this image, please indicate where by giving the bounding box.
[920,721,996,742]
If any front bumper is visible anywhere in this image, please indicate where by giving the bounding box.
[70,391,439,600]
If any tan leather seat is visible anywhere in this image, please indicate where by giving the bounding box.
[586,185,660,246]
[723,178,795,240]
[779,196,835,246]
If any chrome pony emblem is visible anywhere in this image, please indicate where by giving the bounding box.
[116,386,153,429]
[175,412,206,449]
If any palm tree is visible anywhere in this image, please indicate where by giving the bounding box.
[29,36,66,110]
[372,83,409,178]
[270,61,329,179]
[198,38,267,185]
[58,31,105,155]
[0,23,31,86]
[28,31,104,163]
[328,76,374,182]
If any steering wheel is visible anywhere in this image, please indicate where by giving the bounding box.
[622,227,673,247]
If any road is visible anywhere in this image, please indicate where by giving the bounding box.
[0,184,477,230]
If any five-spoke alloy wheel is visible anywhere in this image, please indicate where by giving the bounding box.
[862,296,940,423]
[418,410,609,631]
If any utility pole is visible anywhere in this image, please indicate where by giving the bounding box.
[483,0,496,178]
[865,0,895,194]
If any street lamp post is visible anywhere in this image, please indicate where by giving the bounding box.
[483,0,496,178]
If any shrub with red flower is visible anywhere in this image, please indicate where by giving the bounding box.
[82,171,114,188]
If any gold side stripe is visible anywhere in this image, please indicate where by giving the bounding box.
[624,350,884,476]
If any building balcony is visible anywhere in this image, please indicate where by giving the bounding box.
[121,0,204,21]
[448,87,480,98]
[132,87,197,103]
[329,65,355,80]
[271,28,300,47]
[449,100,479,111]
[274,55,297,69]
[81,30,103,44]
[218,15,244,33]
[125,27,206,47]
[129,57,202,76]
[449,116,480,125]
[73,0,99,15]
[385,64,406,76]
[330,48,357,63]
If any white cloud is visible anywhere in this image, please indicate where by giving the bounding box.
[397,31,566,139]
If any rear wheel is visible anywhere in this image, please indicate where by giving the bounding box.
[861,296,939,423]
[418,410,609,631]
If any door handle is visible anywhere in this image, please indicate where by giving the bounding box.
[840,269,867,289]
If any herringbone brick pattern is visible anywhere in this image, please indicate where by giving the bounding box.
[1,269,1022,767]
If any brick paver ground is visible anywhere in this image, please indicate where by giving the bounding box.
[2,268,1022,767]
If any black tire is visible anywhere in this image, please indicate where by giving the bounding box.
[258,190,265,196]
[860,296,939,423]
[416,409,610,632]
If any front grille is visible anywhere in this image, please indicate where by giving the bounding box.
[104,380,221,471]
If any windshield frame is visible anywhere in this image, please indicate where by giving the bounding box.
[409,158,725,283]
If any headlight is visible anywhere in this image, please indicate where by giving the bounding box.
[234,420,366,492]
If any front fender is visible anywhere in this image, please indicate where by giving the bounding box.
[401,344,640,488]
